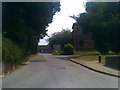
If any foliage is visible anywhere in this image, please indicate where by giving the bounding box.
[2,37,22,64]
[48,29,73,49]
[2,2,60,63]
[63,44,74,55]
[75,2,120,54]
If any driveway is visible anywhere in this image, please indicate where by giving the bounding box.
[2,54,118,88]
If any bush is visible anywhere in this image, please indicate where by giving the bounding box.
[2,37,22,65]
[63,44,74,55]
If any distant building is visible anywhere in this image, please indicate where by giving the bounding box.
[53,44,61,52]
[37,45,52,53]
[72,23,95,51]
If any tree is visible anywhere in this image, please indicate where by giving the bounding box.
[47,29,73,49]
[2,2,60,62]
[75,2,119,54]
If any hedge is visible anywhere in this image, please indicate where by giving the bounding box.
[2,37,22,65]
[63,44,74,55]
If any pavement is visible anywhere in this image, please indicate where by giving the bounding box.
[68,55,120,78]
[1,54,120,78]
[2,54,119,88]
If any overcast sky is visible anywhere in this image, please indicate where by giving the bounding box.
[38,0,87,45]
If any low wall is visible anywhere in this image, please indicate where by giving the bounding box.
[105,56,120,70]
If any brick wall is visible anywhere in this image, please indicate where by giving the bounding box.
[105,56,120,70]
[72,23,95,51]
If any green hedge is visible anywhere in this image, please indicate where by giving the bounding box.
[63,44,74,55]
[2,37,22,65]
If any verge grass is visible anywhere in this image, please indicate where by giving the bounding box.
[74,51,119,64]
[74,51,100,56]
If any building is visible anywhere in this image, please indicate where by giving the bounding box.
[53,44,61,52]
[72,23,95,51]
[37,45,52,53]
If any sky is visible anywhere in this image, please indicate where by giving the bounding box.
[38,0,87,45]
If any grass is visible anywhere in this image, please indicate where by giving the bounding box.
[52,50,120,64]
[73,51,120,64]
[74,51,100,56]
[53,50,100,55]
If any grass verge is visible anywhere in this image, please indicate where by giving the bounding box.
[73,51,119,64]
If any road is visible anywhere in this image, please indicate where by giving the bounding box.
[2,54,118,88]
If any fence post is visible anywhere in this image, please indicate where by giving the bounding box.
[98,54,102,63]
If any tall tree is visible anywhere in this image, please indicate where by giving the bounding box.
[75,2,119,54]
[48,29,73,49]
[2,2,60,59]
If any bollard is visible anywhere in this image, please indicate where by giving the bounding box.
[98,54,102,63]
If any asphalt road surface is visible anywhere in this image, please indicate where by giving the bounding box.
[2,54,119,88]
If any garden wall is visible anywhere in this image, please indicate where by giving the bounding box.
[105,56,120,70]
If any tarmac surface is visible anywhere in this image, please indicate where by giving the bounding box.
[2,54,119,88]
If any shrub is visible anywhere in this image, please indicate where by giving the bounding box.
[2,37,22,65]
[63,44,74,55]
